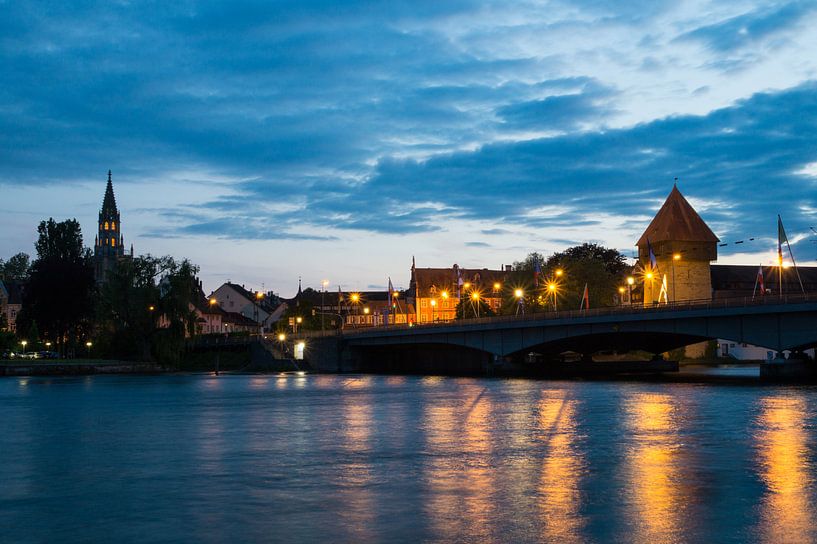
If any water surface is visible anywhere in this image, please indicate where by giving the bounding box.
[2,374,816,543]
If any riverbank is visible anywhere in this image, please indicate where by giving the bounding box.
[0,359,164,376]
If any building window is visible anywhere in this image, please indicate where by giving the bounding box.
[104,221,109,230]
[421,300,427,308]
[111,238,116,247]
[111,221,116,230]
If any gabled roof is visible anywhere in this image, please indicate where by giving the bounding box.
[637,186,719,246]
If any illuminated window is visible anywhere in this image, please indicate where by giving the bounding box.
[104,221,109,230]
[111,238,116,247]
[111,221,116,230]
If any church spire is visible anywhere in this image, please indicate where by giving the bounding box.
[102,170,118,216]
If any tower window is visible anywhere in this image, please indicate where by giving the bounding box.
[111,221,116,230]
[111,238,116,247]
[104,221,109,230]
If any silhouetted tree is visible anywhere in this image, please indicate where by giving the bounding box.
[0,252,31,280]
[18,219,95,355]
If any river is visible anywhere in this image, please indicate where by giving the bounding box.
[2,374,816,543]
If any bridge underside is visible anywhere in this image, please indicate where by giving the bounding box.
[506,332,711,358]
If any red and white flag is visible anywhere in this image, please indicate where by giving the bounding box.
[756,265,765,295]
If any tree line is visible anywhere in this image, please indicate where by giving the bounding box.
[2,218,199,364]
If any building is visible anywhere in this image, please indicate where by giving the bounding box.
[409,261,506,323]
[210,282,283,331]
[0,279,24,333]
[636,185,719,305]
[94,170,132,283]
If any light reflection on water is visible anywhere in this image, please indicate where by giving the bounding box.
[755,395,816,543]
[2,375,817,543]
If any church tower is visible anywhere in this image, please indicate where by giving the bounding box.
[636,185,719,304]
[94,170,128,283]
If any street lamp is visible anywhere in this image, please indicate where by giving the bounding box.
[277,332,287,356]
[471,291,480,318]
[350,293,361,327]
[548,283,558,312]
[430,298,436,322]
[363,307,370,326]
[627,276,634,305]
[20,340,27,354]
[493,282,501,314]
[441,291,448,322]
[295,316,303,333]
[86,341,93,357]
[618,286,626,306]
[321,280,329,333]
[555,269,563,278]
[514,288,525,316]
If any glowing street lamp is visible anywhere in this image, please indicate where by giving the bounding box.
[85,341,93,357]
[514,288,525,316]
[548,282,558,312]
[471,291,480,318]
[618,286,626,306]
[627,276,634,305]
[555,269,563,278]
[430,298,437,322]
[321,280,329,332]
[20,340,27,354]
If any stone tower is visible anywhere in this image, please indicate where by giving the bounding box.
[636,185,719,304]
[94,170,128,283]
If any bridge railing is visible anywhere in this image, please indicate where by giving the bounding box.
[297,291,816,338]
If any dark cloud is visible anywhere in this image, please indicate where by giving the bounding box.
[677,2,814,52]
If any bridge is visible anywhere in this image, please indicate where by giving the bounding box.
[302,294,817,373]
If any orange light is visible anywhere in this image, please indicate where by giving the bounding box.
[627,277,635,286]
[555,269,563,277]
[514,288,524,298]
[493,282,501,290]
[463,282,471,290]
[673,253,681,261]
[646,272,654,280]
[619,287,626,294]
[441,291,449,299]
[209,298,217,306]
[350,293,360,303]
[548,283,556,292]
[471,292,480,301]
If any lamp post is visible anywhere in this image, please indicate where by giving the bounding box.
[321,280,329,333]
[20,340,27,354]
[278,332,287,356]
[627,276,634,305]
[430,298,436,323]
[618,286,626,306]
[514,288,524,316]
[441,291,448,322]
[493,282,501,315]
[295,316,302,333]
[85,341,92,357]
[471,291,480,318]
[391,291,399,325]
[363,307,370,326]
[672,253,681,304]
[548,283,557,312]
[350,293,360,327]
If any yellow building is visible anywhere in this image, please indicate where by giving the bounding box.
[636,185,719,305]
[409,262,506,323]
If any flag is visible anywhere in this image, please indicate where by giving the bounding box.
[533,257,541,287]
[579,283,589,310]
[647,238,657,270]
[338,285,343,303]
[777,215,786,267]
[756,264,765,296]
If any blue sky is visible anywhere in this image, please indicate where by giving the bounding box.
[2,0,817,296]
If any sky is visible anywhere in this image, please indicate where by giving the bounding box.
[2,0,817,296]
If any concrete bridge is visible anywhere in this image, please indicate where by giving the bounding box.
[302,294,817,373]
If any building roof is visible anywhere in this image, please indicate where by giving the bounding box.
[1,280,25,305]
[637,186,719,247]
[412,266,507,298]
[711,264,817,294]
[101,170,118,217]
[223,311,258,327]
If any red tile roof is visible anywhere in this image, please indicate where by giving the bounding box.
[637,186,719,246]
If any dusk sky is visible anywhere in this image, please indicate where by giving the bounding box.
[3,0,817,296]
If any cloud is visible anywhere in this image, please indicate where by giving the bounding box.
[677,2,814,52]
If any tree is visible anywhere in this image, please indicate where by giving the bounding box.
[544,243,628,275]
[0,253,31,280]
[455,296,496,320]
[506,244,629,311]
[17,219,95,355]
[98,255,200,365]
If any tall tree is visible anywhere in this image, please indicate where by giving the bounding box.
[18,219,95,354]
[0,253,31,280]
[545,243,628,275]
